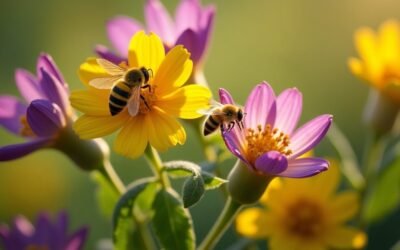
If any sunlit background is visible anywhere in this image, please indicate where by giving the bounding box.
[0,0,399,249]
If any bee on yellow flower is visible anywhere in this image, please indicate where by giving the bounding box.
[70,31,211,158]
[236,161,367,250]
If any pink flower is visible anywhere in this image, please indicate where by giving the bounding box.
[221,82,332,178]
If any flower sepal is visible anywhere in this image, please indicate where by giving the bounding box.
[54,125,110,171]
[364,88,400,136]
[228,159,275,204]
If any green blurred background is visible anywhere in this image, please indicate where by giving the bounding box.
[0,0,399,249]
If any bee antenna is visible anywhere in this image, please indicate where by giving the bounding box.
[147,68,154,77]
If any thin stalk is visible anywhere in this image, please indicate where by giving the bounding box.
[198,198,242,250]
[144,145,171,188]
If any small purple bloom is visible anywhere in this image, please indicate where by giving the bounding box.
[0,212,88,250]
[220,82,332,178]
[0,53,71,161]
[96,0,215,69]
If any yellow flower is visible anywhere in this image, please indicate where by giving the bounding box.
[349,20,400,104]
[70,31,211,158]
[236,161,367,250]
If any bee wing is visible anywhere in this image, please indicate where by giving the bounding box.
[197,100,224,115]
[127,86,141,117]
[210,100,224,108]
[89,76,121,89]
[96,58,125,76]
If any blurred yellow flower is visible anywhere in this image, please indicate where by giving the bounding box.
[349,20,400,104]
[236,161,367,250]
[71,31,211,158]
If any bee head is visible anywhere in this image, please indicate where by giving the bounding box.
[125,69,144,86]
[237,109,244,121]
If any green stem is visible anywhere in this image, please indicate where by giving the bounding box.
[198,198,242,250]
[98,160,157,250]
[144,145,171,188]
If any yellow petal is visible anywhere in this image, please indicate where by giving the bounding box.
[114,116,148,158]
[325,226,367,249]
[235,208,271,238]
[260,177,282,205]
[154,45,193,94]
[310,159,340,198]
[156,85,211,119]
[79,57,109,86]
[128,31,165,73]
[354,27,383,83]
[151,107,186,147]
[348,57,365,78]
[269,232,303,250]
[379,20,400,66]
[329,191,360,223]
[70,90,110,116]
[73,114,128,139]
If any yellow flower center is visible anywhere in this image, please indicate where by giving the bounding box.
[138,85,157,115]
[382,69,400,86]
[285,198,324,239]
[20,115,36,137]
[25,245,49,250]
[245,124,292,165]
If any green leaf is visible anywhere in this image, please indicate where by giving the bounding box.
[112,178,158,248]
[363,158,400,223]
[152,188,195,250]
[91,171,119,218]
[201,172,228,190]
[183,175,205,208]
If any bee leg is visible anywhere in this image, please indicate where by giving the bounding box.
[220,124,226,132]
[227,122,235,131]
[140,95,151,110]
[141,84,152,93]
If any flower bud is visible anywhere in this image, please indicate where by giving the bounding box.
[228,160,274,204]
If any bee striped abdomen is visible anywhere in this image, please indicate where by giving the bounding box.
[203,115,221,136]
[109,82,132,116]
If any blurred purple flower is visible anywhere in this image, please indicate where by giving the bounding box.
[0,212,88,250]
[96,0,215,69]
[220,82,333,178]
[0,53,72,161]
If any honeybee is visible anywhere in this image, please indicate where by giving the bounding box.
[89,59,152,116]
[201,102,244,136]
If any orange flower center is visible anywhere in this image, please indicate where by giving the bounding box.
[285,198,324,239]
[25,244,49,250]
[245,124,292,165]
[20,115,36,137]
[138,85,157,115]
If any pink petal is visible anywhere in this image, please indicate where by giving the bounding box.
[275,88,302,135]
[255,151,288,175]
[175,0,202,34]
[145,0,175,44]
[244,82,276,129]
[107,16,143,56]
[218,88,234,104]
[65,228,88,250]
[40,69,70,114]
[279,157,329,178]
[0,96,27,135]
[15,69,44,103]
[222,130,248,165]
[36,53,66,86]
[289,114,332,158]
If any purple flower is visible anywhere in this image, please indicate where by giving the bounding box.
[96,0,215,69]
[0,53,71,161]
[0,212,88,250]
[221,82,332,178]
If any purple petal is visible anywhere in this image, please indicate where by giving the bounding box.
[107,16,143,56]
[36,53,66,85]
[274,88,302,135]
[175,0,202,34]
[218,88,235,104]
[27,100,66,137]
[290,114,333,158]
[32,214,54,246]
[197,5,215,64]
[15,69,44,103]
[95,45,126,65]
[145,0,175,45]
[244,82,276,129]
[255,151,288,175]
[0,96,27,135]
[0,225,14,250]
[0,138,51,161]
[175,29,202,63]
[279,157,329,178]
[222,130,248,165]
[40,68,70,113]
[65,228,88,250]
